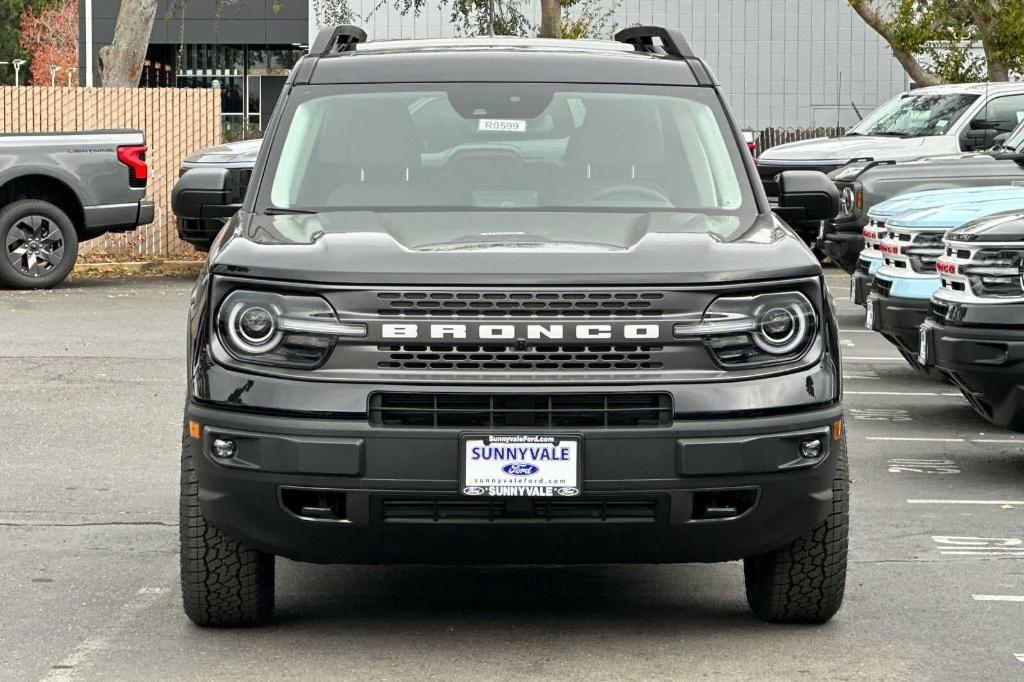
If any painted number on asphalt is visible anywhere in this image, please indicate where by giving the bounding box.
[888,458,960,474]
[850,408,913,422]
[932,536,1024,557]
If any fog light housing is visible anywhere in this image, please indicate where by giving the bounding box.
[800,439,823,459]
[212,438,237,459]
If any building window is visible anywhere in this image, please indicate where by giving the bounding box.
[143,44,305,139]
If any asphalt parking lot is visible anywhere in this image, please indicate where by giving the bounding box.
[2,271,1023,680]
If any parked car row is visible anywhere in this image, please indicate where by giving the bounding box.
[852,186,1024,431]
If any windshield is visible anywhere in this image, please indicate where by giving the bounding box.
[847,92,979,137]
[260,83,755,239]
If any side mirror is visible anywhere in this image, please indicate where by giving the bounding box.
[172,167,241,220]
[775,170,840,222]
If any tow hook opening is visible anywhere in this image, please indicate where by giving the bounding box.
[280,488,348,522]
[691,489,758,521]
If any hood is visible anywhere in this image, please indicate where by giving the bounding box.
[947,212,1024,243]
[760,135,936,164]
[873,185,1024,220]
[210,211,821,285]
[888,193,1024,230]
[184,138,262,165]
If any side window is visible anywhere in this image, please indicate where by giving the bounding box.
[962,94,1024,151]
[974,95,1024,132]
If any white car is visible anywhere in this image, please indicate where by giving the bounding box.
[758,82,1024,200]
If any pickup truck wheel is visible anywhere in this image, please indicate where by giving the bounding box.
[180,420,274,627]
[743,434,849,623]
[0,199,79,289]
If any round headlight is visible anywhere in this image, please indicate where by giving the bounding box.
[753,301,810,355]
[227,303,281,353]
[840,187,855,217]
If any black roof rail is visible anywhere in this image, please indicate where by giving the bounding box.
[614,26,695,59]
[310,25,368,57]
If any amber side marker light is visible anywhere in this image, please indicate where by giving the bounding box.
[832,420,843,441]
[188,420,201,440]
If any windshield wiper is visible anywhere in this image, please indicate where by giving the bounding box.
[263,207,318,215]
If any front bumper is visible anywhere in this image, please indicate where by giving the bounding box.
[818,223,865,275]
[187,401,844,565]
[867,283,932,364]
[850,255,882,307]
[923,306,1024,430]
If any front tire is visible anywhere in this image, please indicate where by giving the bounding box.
[180,418,275,627]
[743,434,849,623]
[0,199,79,289]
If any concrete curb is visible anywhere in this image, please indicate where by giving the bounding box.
[71,260,205,278]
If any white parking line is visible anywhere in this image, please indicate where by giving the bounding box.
[910,499,1024,505]
[843,356,906,362]
[1014,654,1024,664]
[868,437,964,443]
[848,391,961,397]
[974,439,1024,444]
[973,595,1024,602]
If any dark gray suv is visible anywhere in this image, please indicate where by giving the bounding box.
[176,25,847,627]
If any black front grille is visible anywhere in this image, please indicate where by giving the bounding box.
[379,496,660,523]
[377,343,665,371]
[856,258,871,275]
[369,392,673,428]
[376,290,666,318]
[874,277,893,297]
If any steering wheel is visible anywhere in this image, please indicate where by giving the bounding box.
[583,184,674,207]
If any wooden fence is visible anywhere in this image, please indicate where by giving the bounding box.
[757,126,846,153]
[0,86,222,257]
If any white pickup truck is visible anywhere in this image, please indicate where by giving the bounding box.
[757,82,1024,240]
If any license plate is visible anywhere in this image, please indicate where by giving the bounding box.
[818,220,827,240]
[849,276,858,304]
[461,434,581,498]
[864,296,877,330]
[918,325,932,366]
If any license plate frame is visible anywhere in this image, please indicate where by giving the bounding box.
[459,434,583,498]
[865,295,878,330]
[918,325,932,366]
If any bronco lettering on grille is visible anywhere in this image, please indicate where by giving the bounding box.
[381,323,661,341]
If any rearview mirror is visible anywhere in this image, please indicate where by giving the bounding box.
[774,171,840,223]
[172,167,241,220]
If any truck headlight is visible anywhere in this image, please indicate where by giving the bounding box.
[217,290,366,368]
[673,292,818,367]
[839,187,856,217]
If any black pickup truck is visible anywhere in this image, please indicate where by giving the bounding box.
[175,26,848,627]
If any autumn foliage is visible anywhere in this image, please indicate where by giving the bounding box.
[19,0,79,86]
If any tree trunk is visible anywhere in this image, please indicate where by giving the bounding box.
[539,0,561,38]
[97,0,159,87]
[847,0,946,86]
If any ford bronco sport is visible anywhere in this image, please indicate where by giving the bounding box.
[176,25,848,627]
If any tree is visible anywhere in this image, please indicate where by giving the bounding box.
[383,0,618,39]
[97,0,160,87]
[0,0,33,84]
[848,0,1024,84]
[19,0,77,85]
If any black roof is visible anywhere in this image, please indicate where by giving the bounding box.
[292,32,710,87]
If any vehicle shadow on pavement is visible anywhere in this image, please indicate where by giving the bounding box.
[270,562,770,631]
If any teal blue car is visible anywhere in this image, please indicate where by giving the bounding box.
[851,186,1024,306]
[865,187,1024,370]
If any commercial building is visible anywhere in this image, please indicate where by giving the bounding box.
[80,0,909,132]
[78,0,308,137]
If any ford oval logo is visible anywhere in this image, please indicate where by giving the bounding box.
[463,486,485,496]
[502,463,539,476]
